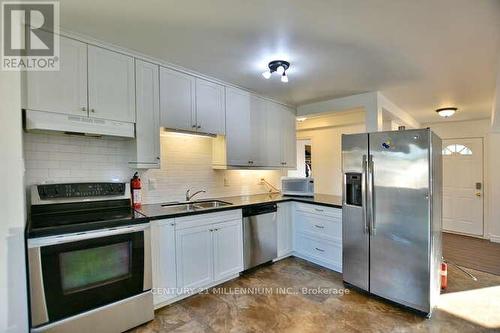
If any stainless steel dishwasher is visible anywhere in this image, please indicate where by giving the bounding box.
[242,203,277,270]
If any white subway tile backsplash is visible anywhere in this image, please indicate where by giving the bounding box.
[23,131,284,204]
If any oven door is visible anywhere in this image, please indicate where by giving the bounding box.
[28,224,151,327]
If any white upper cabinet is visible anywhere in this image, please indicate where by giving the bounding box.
[88,45,135,122]
[265,101,284,168]
[280,106,297,168]
[195,78,225,135]
[249,95,268,166]
[24,34,87,115]
[159,67,196,131]
[215,87,297,168]
[225,87,253,166]
[131,60,160,168]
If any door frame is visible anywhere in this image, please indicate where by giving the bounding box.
[441,136,485,239]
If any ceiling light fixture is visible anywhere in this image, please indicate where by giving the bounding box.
[436,107,457,118]
[262,60,290,83]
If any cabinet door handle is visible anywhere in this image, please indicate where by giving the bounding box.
[314,208,324,212]
[170,223,175,226]
[156,156,160,160]
[81,106,87,112]
[192,125,197,128]
[314,224,324,229]
[197,125,201,129]
[90,108,95,113]
[315,247,325,252]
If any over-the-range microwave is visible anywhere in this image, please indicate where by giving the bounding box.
[281,177,314,197]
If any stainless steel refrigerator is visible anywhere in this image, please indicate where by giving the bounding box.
[342,128,442,316]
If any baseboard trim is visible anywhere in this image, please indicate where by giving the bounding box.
[489,234,500,243]
[153,273,240,310]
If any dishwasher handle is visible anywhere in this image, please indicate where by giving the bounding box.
[242,203,277,217]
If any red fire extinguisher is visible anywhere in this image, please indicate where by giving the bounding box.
[131,172,142,208]
[441,262,448,290]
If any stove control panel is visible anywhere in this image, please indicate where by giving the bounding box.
[37,182,126,199]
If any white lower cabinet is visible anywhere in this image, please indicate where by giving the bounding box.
[152,210,243,308]
[151,218,177,306]
[277,202,293,258]
[176,224,214,290]
[212,220,244,280]
[293,203,343,272]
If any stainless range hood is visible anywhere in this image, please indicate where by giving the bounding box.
[24,109,135,138]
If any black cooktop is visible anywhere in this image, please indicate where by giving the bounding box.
[27,199,148,238]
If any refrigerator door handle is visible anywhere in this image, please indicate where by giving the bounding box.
[362,155,369,233]
[368,154,376,235]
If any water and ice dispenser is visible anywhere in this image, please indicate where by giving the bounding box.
[345,173,362,206]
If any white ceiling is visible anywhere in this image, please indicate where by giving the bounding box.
[59,0,500,123]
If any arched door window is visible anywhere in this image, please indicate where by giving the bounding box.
[442,144,472,156]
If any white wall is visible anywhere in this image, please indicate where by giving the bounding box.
[23,132,284,204]
[424,119,500,241]
[0,72,29,332]
[297,123,366,196]
[297,91,419,132]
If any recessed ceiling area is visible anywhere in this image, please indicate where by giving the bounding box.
[58,0,500,123]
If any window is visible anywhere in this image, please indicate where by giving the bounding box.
[442,144,472,156]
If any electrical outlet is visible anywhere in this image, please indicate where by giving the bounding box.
[148,178,157,190]
[223,177,230,187]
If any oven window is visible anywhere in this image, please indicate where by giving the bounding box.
[59,242,132,294]
[40,231,145,324]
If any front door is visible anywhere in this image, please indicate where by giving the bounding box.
[442,138,484,236]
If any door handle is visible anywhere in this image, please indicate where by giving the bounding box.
[368,155,375,235]
[362,155,369,234]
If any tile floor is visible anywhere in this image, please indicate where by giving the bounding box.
[131,257,500,332]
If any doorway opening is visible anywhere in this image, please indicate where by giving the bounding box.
[288,139,312,178]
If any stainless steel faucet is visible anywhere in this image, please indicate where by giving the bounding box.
[185,188,206,201]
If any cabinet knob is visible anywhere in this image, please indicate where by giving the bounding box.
[156,156,160,160]
[192,125,197,128]
[81,106,87,112]
[197,125,201,129]
[90,108,95,113]
[170,223,175,226]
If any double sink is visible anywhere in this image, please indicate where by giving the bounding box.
[160,200,233,214]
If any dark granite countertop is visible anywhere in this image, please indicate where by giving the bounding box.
[136,193,342,220]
